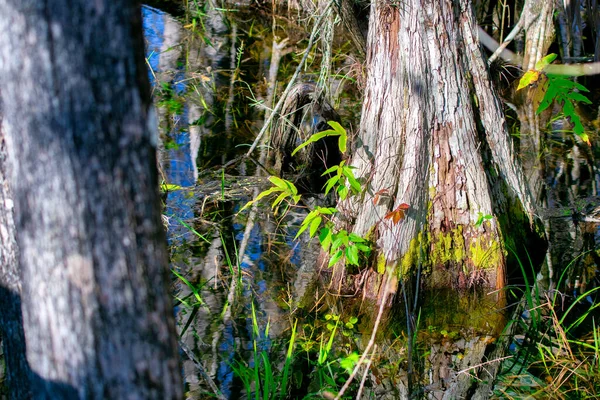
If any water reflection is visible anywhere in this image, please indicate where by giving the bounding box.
[143,5,298,398]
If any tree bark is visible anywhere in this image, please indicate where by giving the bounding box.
[0,103,32,399]
[340,0,535,298]
[0,1,182,398]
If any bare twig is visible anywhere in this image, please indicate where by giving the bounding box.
[334,274,392,400]
[457,355,513,376]
[488,17,525,65]
[356,344,376,400]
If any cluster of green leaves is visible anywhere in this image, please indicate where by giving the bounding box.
[322,161,361,200]
[291,120,347,155]
[240,176,300,213]
[294,207,370,267]
[321,229,371,267]
[517,53,593,144]
[232,303,298,400]
[325,314,359,337]
[294,313,361,396]
[243,121,373,269]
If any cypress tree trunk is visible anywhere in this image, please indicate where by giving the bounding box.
[0,1,182,398]
[339,0,536,300]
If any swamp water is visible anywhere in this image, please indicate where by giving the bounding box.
[143,3,600,399]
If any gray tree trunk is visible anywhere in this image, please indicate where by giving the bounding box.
[0,1,182,398]
[339,0,535,301]
[0,107,32,399]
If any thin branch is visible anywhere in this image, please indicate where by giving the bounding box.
[457,355,513,376]
[355,344,376,400]
[545,62,600,76]
[488,17,525,64]
[334,274,392,400]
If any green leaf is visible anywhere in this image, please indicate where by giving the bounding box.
[331,230,348,250]
[338,133,347,153]
[291,129,341,156]
[339,352,359,373]
[269,176,290,190]
[534,53,557,71]
[572,81,590,92]
[537,82,559,113]
[322,164,340,176]
[577,132,591,145]
[572,115,585,136]
[343,167,361,192]
[517,70,540,91]
[551,77,578,90]
[160,183,183,192]
[355,243,371,253]
[272,191,289,209]
[309,216,322,237]
[295,223,309,239]
[566,91,592,104]
[328,249,344,267]
[316,207,337,215]
[295,210,319,239]
[337,185,349,200]
[327,120,346,136]
[319,227,332,251]
[346,245,359,265]
[475,212,484,227]
[348,233,365,243]
[349,316,358,324]
[239,187,279,212]
[563,98,575,117]
[324,175,340,195]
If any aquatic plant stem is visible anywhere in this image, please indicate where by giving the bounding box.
[334,272,392,400]
[244,0,334,158]
[180,340,227,400]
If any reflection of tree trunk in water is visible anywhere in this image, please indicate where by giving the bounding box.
[150,10,183,180]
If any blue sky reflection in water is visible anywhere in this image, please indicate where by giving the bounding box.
[143,5,195,244]
[142,6,293,398]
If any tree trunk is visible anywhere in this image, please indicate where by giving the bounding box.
[0,108,32,399]
[0,1,182,398]
[340,0,535,300]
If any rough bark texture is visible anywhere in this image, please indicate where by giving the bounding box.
[0,1,182,398]
[0,105,32,399]
[343,0,537,294]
